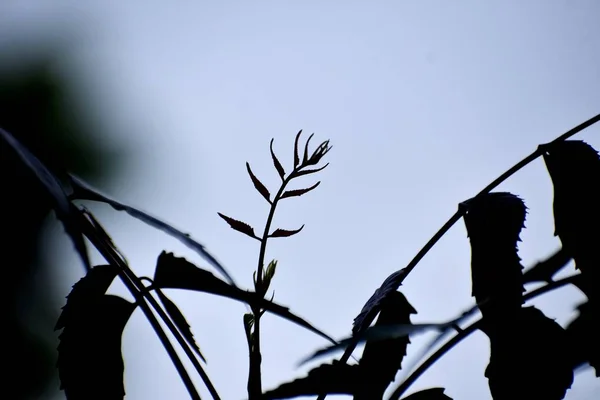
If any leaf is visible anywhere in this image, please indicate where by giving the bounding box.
[246,162,271,203]
[401,388,452,400]
[0,126,90,271]
[302,133,315,164]
[462,192,527,317]
[355,291,418,400]
[294,163,329,178]
[57,294,136,400]
[270,225,304,238]
[352,268,409,335]
[270,138,286,180]
[281,182,321,199]
[293,130,302,168]
[68,174,236,285]
[156,289,206,363]
[153,252,337,346]
[261,362,361,399]
[217,212,260,240]
[523,247,572,284]
[55,264,120,330]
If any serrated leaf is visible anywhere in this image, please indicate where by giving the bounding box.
[0,127,90,271]
[57,294,136,400]
[281,182,321,199]
[217,212,259,240]
[156,289,206,363]
[68,174,236,285]
[55,264,120,331]
[153,252,337,345]
[246,162,271,203]
[355,291,417,400]
[270,138,286,180]
[353,268,409,335]
[294,163,329,178]
[262,362,360,399]
[523,247,572,284]
[401,388,452,400]
[270,225,304,238]
[293,130,302,168]
[302,133,315,164]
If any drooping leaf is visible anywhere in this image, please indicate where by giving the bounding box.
[153,252,336,345]
[156,289,206,363]
[294,163,329,178]
[462,192,527,318]
[55,264,120,330]
[270,225,305,238]
[270,139,286,180]
[542,140,600,301]
[217,212,260,240]
[57,294,136,400]
[246,162,271,203]
[354,291,417,400]
[352,268,409,335]
[523,247,572,284]
[302,133,315,164]
[261,362,361,399]
[566,300,599,376]
[281,182,321,199]
[0,126,90,271]
[293,130,302,168]
[401,388,452,400]
[68,174,236,285]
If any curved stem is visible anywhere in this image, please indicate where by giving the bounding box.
[386,275,580,400]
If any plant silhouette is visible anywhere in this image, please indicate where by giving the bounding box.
[1,114,599,400]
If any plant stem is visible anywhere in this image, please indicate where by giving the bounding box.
[248,173,295,399]
[318,113,600,400]
[386,275,580,400]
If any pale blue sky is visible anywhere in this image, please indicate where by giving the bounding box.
[1,1,600,399]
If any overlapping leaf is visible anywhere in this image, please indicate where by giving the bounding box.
[68,174,236,285]
[153,251,336,345]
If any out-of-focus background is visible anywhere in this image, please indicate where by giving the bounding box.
[1,2,599,399]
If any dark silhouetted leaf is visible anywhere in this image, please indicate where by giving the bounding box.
[352,268,409,335]
[523,247,572,284]
[270,139,286,180]
[156,289,206,363]
[401,388,452,400]
[281,182,321,199]
[354,291,417,400]
[0,126,91,271]
[302,133,315,164]
[153,252,336,345]
[294,163,329,178]
[57,294,136,400]
[566,301,599,376]
[55,264,120,330]
[68,174,236,285]
[246,162,271,203]
[293,130,302,168]
[217,212,260,240]
[270,225,305,238]
[261,362,360,399]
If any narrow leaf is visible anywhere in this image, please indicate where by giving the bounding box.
[281,182,321,199]
[0,127,90,271]
[246,162,271,203]
[294,163,329,178]
[402,388,453,400]
[270,225,304,238]
[217,212,260,240]
[270,138,286,180]
[68,174,236,285]
[302,133,315,164]
[153,252,337,345]
[293,130,302,168]
[261,362,360,399]
[156,289,206,363]
[57,294,136,400]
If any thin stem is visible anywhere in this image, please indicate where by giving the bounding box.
[318,113,600,400]
[386,275,580,400]
[76,212,202,400]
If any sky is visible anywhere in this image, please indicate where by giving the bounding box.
[1,1,600,399]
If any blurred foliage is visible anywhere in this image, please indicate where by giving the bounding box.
[0,50,124,399]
